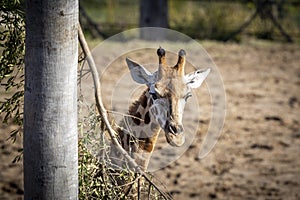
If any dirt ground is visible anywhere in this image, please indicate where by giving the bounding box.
[153,40,300,200]
[1,39,299,199]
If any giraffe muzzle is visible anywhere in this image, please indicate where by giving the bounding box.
[165,123,185,147]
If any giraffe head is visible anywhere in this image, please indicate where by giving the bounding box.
[126,47,210,147]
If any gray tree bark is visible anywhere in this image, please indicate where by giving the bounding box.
[24,0,78,199]
[139,0,168,40]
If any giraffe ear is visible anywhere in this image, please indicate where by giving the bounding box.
[184,68,210,88]
[126,57,154,85]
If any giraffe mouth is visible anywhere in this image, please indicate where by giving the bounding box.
[164,122,185,147]
[165,126,185,147]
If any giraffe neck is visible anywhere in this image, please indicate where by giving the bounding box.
[118,90,161,170]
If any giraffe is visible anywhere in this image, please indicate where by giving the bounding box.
[110,47,210,171]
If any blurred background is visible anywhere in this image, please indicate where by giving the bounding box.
[79,0,300,43]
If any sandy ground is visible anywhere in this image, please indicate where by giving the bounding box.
[1,39,299,199]
[0,121,23,199]
[153,40,300,200]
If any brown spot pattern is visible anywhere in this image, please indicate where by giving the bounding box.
[140,94,148,108]
[132,112,141,125]
[144,111,150,124]
[139,138,154,153]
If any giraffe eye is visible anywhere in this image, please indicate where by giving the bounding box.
[184,93,192,101]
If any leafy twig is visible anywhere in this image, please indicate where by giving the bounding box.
[78,24,172,200]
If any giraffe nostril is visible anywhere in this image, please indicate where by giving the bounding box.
[168,124,183,135]
[168,124,177,134]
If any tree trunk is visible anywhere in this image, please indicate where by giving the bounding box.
[24,0,78,199]
[139,0,168,40]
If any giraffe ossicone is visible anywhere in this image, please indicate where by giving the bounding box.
[111,47,210,171]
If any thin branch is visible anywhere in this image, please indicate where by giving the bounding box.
[106,110,145,122]
[148,182,152,200]
[138,176,141,200]
[225,9,258,41]
[267,11,293,43]
[79,4,107,39]
[225,1,294,42]
[78,24,173,200]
